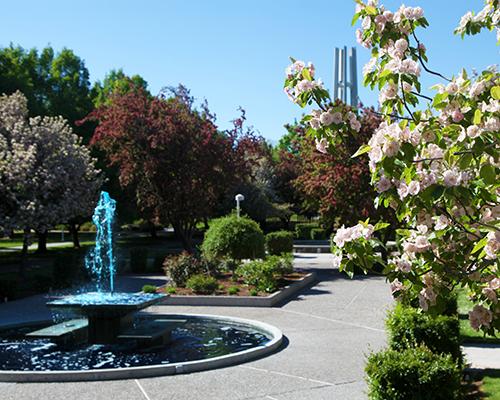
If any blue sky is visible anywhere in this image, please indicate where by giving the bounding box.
[1,0,498,142]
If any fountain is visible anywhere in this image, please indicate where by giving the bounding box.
[29,191,169,345]
[0,191,283,382]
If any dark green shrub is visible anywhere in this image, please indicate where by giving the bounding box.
[142,285,157,293]
[202,215,265,260]
[310,228,327,240]
[295,223,318,239]
[407,291,458,316]
[386,303,462,363]
[235,255,292,292]
[266,231,294,255]
[228,286,239,295]
[186,274,218,294]
[163,252,204,287]
[365,346,462,400]
[52,253,81,289]
[130,248,149,273]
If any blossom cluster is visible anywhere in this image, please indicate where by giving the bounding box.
[290,1,500,334]
[455,0,500,42]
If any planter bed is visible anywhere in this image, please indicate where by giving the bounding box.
[158,271,317,307]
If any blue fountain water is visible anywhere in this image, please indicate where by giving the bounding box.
[85,191,116,293]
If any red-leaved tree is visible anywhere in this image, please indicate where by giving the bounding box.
[80,85,258,251]
[294,107,387,228]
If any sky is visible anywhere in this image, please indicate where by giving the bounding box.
[1,0,498,143]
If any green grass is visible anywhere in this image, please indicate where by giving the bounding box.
[482,371,500,399]
[456,287,500,344]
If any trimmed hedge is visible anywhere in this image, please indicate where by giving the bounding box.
[295,223,318,239]
[130,248,148,273]
[310,228,327,240]
[365,346,462,400]
[202,215,265,260]
[266,230,294,255]
[386,303,462,364]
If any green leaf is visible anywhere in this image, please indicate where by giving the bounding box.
[473,109,483,125]
[365,6,377,15]
[471,236,488,254]
[432,92,448,108]
[491,86,500,100]
[302,68,312,81]
[480,164,496,184]
[352,144,371,158]
[351,13,360,26]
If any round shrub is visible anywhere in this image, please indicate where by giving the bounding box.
[386,303,462,364]
[236,260,277,292]
[163,252,204,287]
[130,248,149,273]
[202,215,265,260]
[186,274,218,294]
[266,230,294,255]
[365,346,462,400]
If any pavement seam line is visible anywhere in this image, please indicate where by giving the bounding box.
[135,379,152,400]
[239,365,339,387]
[277,308,384,332]
[343,283,368,310]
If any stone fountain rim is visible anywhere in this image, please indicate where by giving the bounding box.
[0,313,283,382]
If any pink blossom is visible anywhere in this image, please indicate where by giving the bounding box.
[315,138,329,154]
[390,279,404,295]
[469,305,493,330]
[376,175,392,192]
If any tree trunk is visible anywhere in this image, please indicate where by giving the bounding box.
[36,229,48,254]
[19,228,31,279]
[148,221,157,239]
[69,222,80,249]
[172,222,194,253]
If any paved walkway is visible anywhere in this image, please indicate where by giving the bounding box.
[0,254,497,400]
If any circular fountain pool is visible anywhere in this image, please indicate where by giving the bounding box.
[0,314,283,382]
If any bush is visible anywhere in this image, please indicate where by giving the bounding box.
[130,248,149,273]
[365,346,462,400]
[186,274,218,294]
[142,285,157,293]
[166,286,177,294]
[163,252,205,287]
[202,215,265,260]
[228,286,239,295]
[249,288,259,296]
[386,303,462,363]
[235,255,292,292]
[407,291,458,316]
[295,223,318,239]
[80,221,96,232]
[152,254,166,273]
[310,228,327,240]
[0,279,18,300]
[266,231,294,255]
[52,252,82,289]
[218,258,241,272]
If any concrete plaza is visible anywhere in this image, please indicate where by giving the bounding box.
[0,254,397,399]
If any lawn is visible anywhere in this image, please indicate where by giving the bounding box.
[483,372,500,400]
[456,287,500,344]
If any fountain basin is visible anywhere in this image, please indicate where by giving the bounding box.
[46,292,167,344]
[0,313,283,382]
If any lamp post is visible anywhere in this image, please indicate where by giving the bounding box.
[235,194,245,218]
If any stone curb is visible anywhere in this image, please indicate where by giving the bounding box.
[160,272,317,307]
[0,313,283,382]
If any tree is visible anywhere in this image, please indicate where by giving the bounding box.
[0,91,102,255]
[0,45,93,142]
[92,68,149,107]
[81,85,258,251]
[294,107,386,228]
[285,0,499,334]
